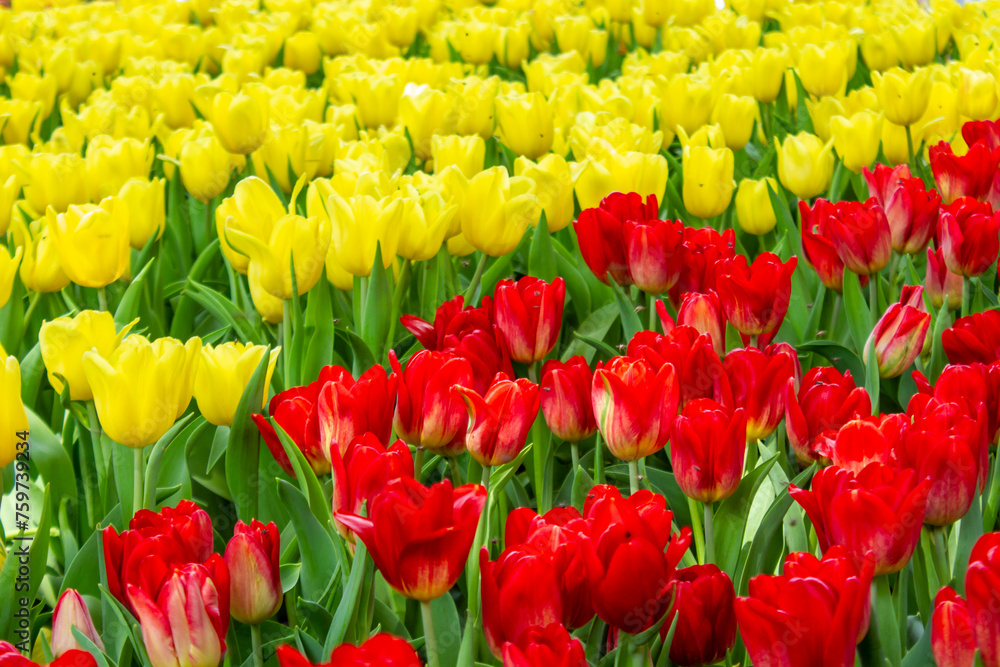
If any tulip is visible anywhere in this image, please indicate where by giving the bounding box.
[572,144,669,211]
[591,356,679,461]
[749,47,788,103]
[826,198,894,277]
[864,164,941,255]
[800,198,852,293]
[493,276,566,364]
[966,533,1000,667]
[790,462,930,575]
[716,252,797,338]
[231,210,332,300]
[958,68,999,122]
[776,132,835,200]
[514,154,574,233]
[205,90,268,155]
[660,74,714,135]
[0,174,18,237]
[820,415,906,474]
[540,357,597,445]
[454,374,540,468]
[724,347,795,442]
[711,94,757,151]
[128,563,229,667]
[496,92,554,160]
[50,589,104,657]
[575,192,655,286]
[501,623,588,667]
[444,166,539,257]
[932,587,976,667]
[831,111,883,174]
[785,367,871,464]
[669,226,735,305]
[179,135,245,203]
[331,433,414,541]
[806,97,847,143]
[0,247,22,311]
[940,198,1000,278]
[930,141,1000,205]
[735,177,777,235]
[943,311,1000,365]
[682,143,734,220]
[275,635,422,667]
[225,520,281,625]
[671,400,746,503]
[39,311,137,402]
[85,137,154,201]
[336,478,486,601]
[389,187,455,262]
[481,548,563,657]
[82,335,201,449]
[432,135,485,179]
[116,178,166,250]
[390,349,474,458]
[925,248,963,310]
[963,120,1000,151]
[554,17,607,67]
[864,286,932,379]
[797,41,851,98]
[582,485,692,633]
[735,548,874,667]
[629,328,732,408]
[873,68,932,127]
[216,177,286,274]
[660,565,737,666]
[321,190,403,278]
[46,201,129,289]
[0,642,97,667]
[283,31,321,74]
[193,343,279,427]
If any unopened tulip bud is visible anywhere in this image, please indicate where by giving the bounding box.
[51,590,104,657]
[225,520,282,625]
[864,286,931,378]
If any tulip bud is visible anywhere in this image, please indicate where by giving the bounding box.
[179,135,245,203]
[0,247,21,311]
[939,197,1000,278]
[205,90,268,155]
[926,247,963,310]
[284,32,321,74]
[225,520,282,625]
[46,201,130,289]
[39,311,137,402]
[661,565,737,666]
[776,132,835,200]
[682,143,734,220]
[931,587,976,667]
[735,177,777,235]
[496,92,554,160]
[966,533,1000,667]
[51,590,104,657]
[625,217,684,295]
[592,357,679,461]
[115,177,166,250]
[193,343,280,427]
[540,357,597,444]
[864,286,931,379]
[711,94,757,151]
[831,111,884,174]
[660,74,713,135]
[797,41,851,98]
[750,47,788,103]
[672,400,746,502]
[958,68,999,122]
[873,68,932,126]
[677,291,726,357]
[17,218,71,294]
[827,198,893,276]
[455,374,540,467]
[1,352,27,470]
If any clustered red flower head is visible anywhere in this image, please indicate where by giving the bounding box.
[276,635,423,667]
[1,641,98,667]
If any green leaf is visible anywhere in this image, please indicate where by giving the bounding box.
[865,334,881,415]
[715,454,779,578]
[0,484,50,642]
[114,259,155,330]
[926,301,953,383]
[842,269,871,356]
[552,239,592,321]
[529,213,558,282]
[272,419,333,529]
[280,563,301,593]
[428,592,462,667]
[71,627,111,667]
[303,280,336,372]
[226,348,273,522]
[143,414,194,510]
[481,232,531,297]
[874,575,902,667]
[325,541,369,653]
[489,443,533,497]
[571,331,621,359]
[361,244,392,363]
[276,480,338,603]
[796,341,866,383]
[561,303,619,363]
[954,495,983,595]
[765,180,800,256]
[185,279,264,344]
[25,408,77,511]
[571,464,595,512]
[900,615,934,667]
[609,280,642,341]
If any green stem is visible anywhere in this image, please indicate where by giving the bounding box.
[704,502,715,565]
[594,432,605,484]
[282,299,293,388]
[133,447,144,517]
[570,442,580,471]
[414,447,425,483]
[687,496,705,565]
[888,253,900,304]
[931,527,951,587]
[421,600,440,667]
[23,291,41,324]
[251,624,263,667]
[284,591,298,628]
[905,125,916,167]
[463,253,488,307]
[869,273,879,330]
[962,277,973,319]
[749,334,758,349]
[97,286,108,312]
[448,456,462,485]
[628,459,640,495]
[385,259,411,354]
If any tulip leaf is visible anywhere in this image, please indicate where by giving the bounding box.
[561,303,619,363]
[24,408,77,513]
[900,615,934,667]
[609,279,642,341]
[60,529,99,598]
[640,466,692,529]
[978,278,1000,307]
[571,464,595,512]
[114,259,154,330]
[360,244,392,363]
[325,541,369,652]
[795,341,867,384]
[528,213,558,282]
[271,418,333,529]
[18,342,45,409]
[302,280,336,373]
[842,268,871,355]
[874,575,902,667]
[0,483,50,643]
[953,495,983,595]
[985,451,1000,533]
[926,300,953,383]
[71,627,111,667]
[865,334,881,414]
[168,240,220,339]
[335,325,377,377]
[226,349,273,523]
[427,589,463,667]
[714,453,779,578]
[552,240,592,321]
[489,443,533,496]
[764,181,800,257]
[481,232,531,298]
[276,480,338,603]
[185,279,264,345]
[142,413,194,510]
[280,563,301,593]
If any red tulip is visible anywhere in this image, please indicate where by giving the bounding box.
[800,199,871,293]
[939,197,1000,278]
[0,642,98,667]
[669,226,736,308]
[575,191,659,285]
[582,485,692,633]
[276,635,422,667]
[930,140,1000,204]
[591,356,679,461]
[963,120,1000,150]
[735,548,874,667]
[912,362,1000,447]
[967,533,1000,667]
[453,373,540,467]
[716,252,797,337]
[659,565,736,666]
[331,432,414,540]
[51,590,104,657]
[225,520,282,624]
[504,507,594,629]
[400,294,479,351]
[864,285,931,379]
[390,349,474,457]
[129,500,214,562]
[335,478,485,601]
[500,623,588,667]
[790,462,931,575]
[128,563,230,667]
[540,357,597,443]
[932,587,976,667]
[926,247,963,310]
[626,217,684,294]
[493,276,566,364]
[864,164,941,254]
[627,329,732,408]
[724,346,795,441]
[943,311,1000,365]
[783,545,872,641]
[481,548,564,657]
[827,198,893,276]
[671,400,746,503]
[816,414,905,473]
[785,366,872,464]
[676,291,725,353]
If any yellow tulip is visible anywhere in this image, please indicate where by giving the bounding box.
[0,246,21,310]
[679,124,727,149]
[82,335,202,449]
[116,178,166,250]
[432,135,485,178]
[831,111,884,173]
[496,92,554,160]
[660,74,714,134]
[917,80,960,144]
[881,121,915,166]
[776,132,835,200]
[711,94,758,151]
[805,96,847,142]
[796,41,850,98]
[154,73,201,129]
[17,218,70,294]
[39,311,137,401]
[283,32,321,74]
[179,135,245,203]
[384,6,419,48]
[873,68,931,127]
[861,30,899,72]
[85,136,154,201]
[572,140,669,210]
[216,176,286,274]
[443,166,539,257]
[324,191,403,277]
[249,262,287,322]
[958,69,999,122]
[65,61,103,108]
[1,354,29,469]
[0,175,19,236]
[46,200,130,289]
[341,73,401,129]
[495,24,531,69]
[203,90,268,155]
[7,71,58,121]
[245,84,324,126]
[20,153,89,215]
[194,343,280,427]
[892,16,938,68]
[454,21,497,65]
[0,98,40,145]
[514,154,574,232]
[399,84,456,162]
[0,145,29,186]
[682,144,735,220]
[750,47,789,103]
[553,16,607,67]
[735,177,778,235]
[250,122,339,192]
[391,186,457,262]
